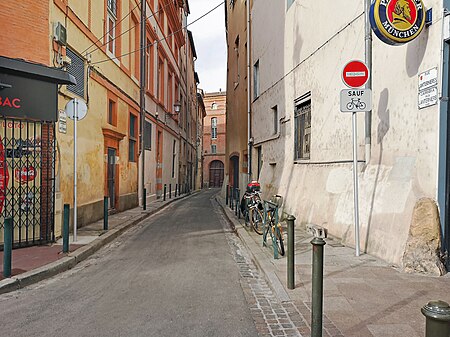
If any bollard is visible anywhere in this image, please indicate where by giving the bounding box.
[103,196,109,230]
[63,204,70,253]
[231,186,234,211]
[169,184,172,199]
[311,237,326,337]
[3,217,13,278]
[287,215,296,290]
[236,189,240,217]
[175,184,178,197]
[143,188,147,210]
[422,301,450,337]
[226,184,229,205]
[163,184,167,201]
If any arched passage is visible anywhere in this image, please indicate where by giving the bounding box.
[209,160,224,188]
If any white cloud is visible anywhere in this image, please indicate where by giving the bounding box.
[188,1,227,93]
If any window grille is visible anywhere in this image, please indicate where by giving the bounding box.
[144,121,152,150]
[66,48,85,97]
[294,93,311,160]
[211,145,217,154]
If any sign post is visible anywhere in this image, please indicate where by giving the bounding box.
[66,98,87,242]
[341,61,370,257]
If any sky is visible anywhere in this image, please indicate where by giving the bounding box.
[187,1,227,94]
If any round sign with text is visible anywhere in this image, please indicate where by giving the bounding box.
[342,61,370,88]
[370,0,425,45]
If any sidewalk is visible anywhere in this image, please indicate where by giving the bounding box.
[217,195,450,337]
[0,191,193,294]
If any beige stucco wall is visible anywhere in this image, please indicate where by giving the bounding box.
[251,0,442,265]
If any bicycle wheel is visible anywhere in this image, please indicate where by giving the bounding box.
[251,208,264,235]
[275,226,285,256]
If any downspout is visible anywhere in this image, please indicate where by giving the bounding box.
[365,0,372,164]
[246,0,252,183]
[139,0,146,207]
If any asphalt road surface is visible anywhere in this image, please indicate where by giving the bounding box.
[0,190,258,337]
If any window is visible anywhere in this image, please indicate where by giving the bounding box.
[168,72,173,112]
[158,1,165,33]
[172,140,176,178]
[257,146,262,179]
[211,103,218,110]
[253,60,260,99]
[272,105,278,135]
[146,40,154,94]
[287,0,295,9]
[106,0,118,54]
[129,113,137,162]
[131,15,139,79]
[211,117,217,139]
[211,144,217,154]
[66,48,85,97]
[234,36,240,86]
[158,57,164,103]
[108,99,117,125]
[144,121,152,150]
[294,94,311,160]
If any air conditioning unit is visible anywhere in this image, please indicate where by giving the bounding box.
[54,22,67,46]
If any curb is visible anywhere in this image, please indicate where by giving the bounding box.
[215,195,292,303]
[0,191,198,295]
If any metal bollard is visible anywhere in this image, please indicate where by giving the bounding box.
[226,184,229,205]
[231,186,234,211]
[163,184,167,201]
[3,217,13,278]
[236,189,240,217]
[422,301,450,337]
[169,184,172,199]
[103,196,109,230]
[287,215,296,290]
[175,184,178,197]
[63,204,70,253]
[143,188,147,210]
[311,237,326,337]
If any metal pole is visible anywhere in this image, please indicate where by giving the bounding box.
[226,184,229,205]
[246,0,252,183]
[103,196,108,230]
[63,204,70,253]
[287,215,296,289]
[352,112,360,256]
[3,217,12,278]
[163,184,166,201]
[73,98,78,242]
[169,184,172,199]
[143,188,146,210]
[311,237,326,337]
[175,184,177,197]
[364,0,372,164]
[235,189,239,217]
[139,0,146,209]
[421,301,450,337]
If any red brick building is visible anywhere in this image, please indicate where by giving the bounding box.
[203,92,226,188]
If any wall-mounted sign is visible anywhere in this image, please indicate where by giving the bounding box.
[418,87,438,109]
[418,67,438,91]
[370,0,425,45]
[340,89,372,112]
[14,166,36,184]
[58,109,67,134]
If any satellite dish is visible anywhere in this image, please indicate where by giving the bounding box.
[65,98,88,120]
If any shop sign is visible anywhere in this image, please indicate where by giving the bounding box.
[14,166,36,184]
[370,0,425,45]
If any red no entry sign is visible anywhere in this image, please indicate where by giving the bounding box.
[342,61,369,88]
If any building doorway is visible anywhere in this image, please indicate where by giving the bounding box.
[229,155,239,189]
[209,160,224,187]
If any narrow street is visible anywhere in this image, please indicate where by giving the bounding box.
[0,190,263,337]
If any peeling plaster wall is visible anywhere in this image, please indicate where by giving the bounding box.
[251,0,442,265]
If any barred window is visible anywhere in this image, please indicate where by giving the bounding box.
[211,144,217,154]
[66,48,85,97]
[129,113,137,162]
[107,0,117,17]
[144,121,152,150]
[294,94,311,160]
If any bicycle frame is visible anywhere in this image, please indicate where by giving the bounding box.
[263,199,282,259]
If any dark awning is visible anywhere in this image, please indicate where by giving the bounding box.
[0,56,76,85]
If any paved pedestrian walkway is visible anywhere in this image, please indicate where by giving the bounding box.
[0,192,191,287]
[216,195,450,337]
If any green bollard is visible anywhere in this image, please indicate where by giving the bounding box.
[163,184,167,201]
[3,217,12,278]
[63,204,70,253]
[311,237,326,337]
[287,215,296,289]
[422,301,450,337]
[143,188,147,210]
[103,196,109,230]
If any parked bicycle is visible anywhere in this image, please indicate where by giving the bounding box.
[263,196,285,257]
[240,181,264,235]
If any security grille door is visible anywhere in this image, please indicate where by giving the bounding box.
[107,148,116,209]
[0,119,56,248]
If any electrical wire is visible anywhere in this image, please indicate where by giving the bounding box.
[83,0,175,56]
[81,2,140,55]
[89,1,224,66]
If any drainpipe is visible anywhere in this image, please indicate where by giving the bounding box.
[246,0,252,183]
[365,0,372,164]
[139,0,146,207]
